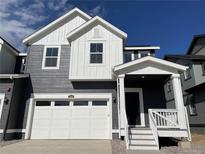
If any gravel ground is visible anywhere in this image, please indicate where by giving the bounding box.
[161,144,205,154]
[112,139,127,154]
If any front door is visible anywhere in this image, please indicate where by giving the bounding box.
[125,92,140,125]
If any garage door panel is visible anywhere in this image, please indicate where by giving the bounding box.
[70,129,90,139]
[31,129,49,139]
[51,120,70,128]
[31,99,110,139]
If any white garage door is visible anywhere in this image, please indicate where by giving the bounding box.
[31,100,110,139]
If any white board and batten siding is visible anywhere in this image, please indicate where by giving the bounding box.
[69,24,123,80]
[33,16,86,45]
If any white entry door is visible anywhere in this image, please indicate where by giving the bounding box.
[31,99,110,139]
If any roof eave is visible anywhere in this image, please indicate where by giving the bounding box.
[22,8,91,45]
[66,16,127,41]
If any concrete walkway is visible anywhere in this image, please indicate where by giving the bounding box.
[0,140,112,154]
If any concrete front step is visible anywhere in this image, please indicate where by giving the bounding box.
[129,129,152,134]
[130,139,156,145]
[129,145,159,150]
[129,134,154,139]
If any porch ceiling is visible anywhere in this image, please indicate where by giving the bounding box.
[125,74,169,83]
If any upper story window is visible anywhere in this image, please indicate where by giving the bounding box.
[139,51,151,58]
[184,65,192,80]
[90,43,103,64]
[202,62,205,76]
[42,46,61,69]
[123,52,133,63]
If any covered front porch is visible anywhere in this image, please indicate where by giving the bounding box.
[114,56,191,150]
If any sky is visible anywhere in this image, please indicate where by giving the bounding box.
[1,0,205,57]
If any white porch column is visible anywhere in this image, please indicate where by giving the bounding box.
[25,98,35,139]
[171,74,186,129]
[118,74,126,136]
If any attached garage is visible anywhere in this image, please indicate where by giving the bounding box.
[29,93,112,139]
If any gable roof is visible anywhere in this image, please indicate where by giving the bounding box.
[0,36,23,56]
[23,8,91,44]
[187,34,205,55]
[66,16,127,40]
[114,56,187,74]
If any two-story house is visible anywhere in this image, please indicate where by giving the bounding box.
[0,8,191,150]
[165,34,205,134]
[0,37,29,140]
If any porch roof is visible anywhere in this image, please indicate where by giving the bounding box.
[114,56,188,75]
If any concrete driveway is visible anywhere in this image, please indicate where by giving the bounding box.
[0,140,112,154]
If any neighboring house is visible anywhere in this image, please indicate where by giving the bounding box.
[0,37,29,140]
[0,8,191,150]
[165,34,205,134]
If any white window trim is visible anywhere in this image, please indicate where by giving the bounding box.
[0,93,5,121]
[88,40,106,66]
[42,45,61,70]
[125,88,145,127]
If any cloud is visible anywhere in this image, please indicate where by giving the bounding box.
[0,0,46,51]
[0,18,35,51]
[14,8,47,25]
[89,4,107,17]
[48,0,72,11]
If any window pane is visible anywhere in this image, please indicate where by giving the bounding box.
[73,101,88,106]
[90,54,102,63]
[97,43,103,52]
[46,48,58,56]
[92,101,107,106]
[45,58,57,67]
[90,44,96,52]
[55,101,70,106]
[36,101,51,106]
[123,52,132,63]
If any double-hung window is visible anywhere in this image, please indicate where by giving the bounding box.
[90,43,103,64]
[42,46,60,69]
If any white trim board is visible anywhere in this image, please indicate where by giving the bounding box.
[124,46,160,50]
[0,129,26,134]
[0,93,5,122]
[67,16,127,41]
[125,88,145,127]
[41,45,61,70]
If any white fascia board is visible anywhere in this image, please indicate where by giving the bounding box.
[23,8,91,44]
[0,74,29,79]
[67,16,127,40]
[18,53,27,56]
[114,56,188,72]
[124,46,160,50]
[33,93,112,100]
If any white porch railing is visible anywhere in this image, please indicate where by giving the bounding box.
[148,109,159,150]
[123,109,129,149]
[149,109,179,129]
